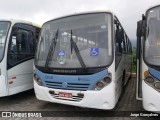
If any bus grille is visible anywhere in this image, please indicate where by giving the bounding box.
[45,81,90,91]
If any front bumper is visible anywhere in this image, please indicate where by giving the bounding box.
[34,81,116,110]
[142,80,160,113]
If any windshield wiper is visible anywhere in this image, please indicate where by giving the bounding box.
[70,30,86,70]
[45,29,59,68]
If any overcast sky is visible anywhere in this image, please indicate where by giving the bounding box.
[0,0,160,40]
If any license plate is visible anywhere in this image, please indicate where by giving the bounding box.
[59,92,72,98]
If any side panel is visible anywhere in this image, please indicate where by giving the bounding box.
[114,16,132,103]
[0,75,8,96]
[6,23,37,95]
[7,59,34,95]
[115,53,125,101]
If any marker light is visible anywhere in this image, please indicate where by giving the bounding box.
[144,71,149,77]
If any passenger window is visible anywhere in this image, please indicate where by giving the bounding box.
[122,34,127,52]
[122,35,127,52]
[114,19,123,70]
[28,31,34,54]
[9,29,35,65]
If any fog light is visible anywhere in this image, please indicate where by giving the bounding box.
[103,77,111,84]
[96,81,104,89]
[145,76,154,83]
[49,91,55,95]
[154,82,160,90]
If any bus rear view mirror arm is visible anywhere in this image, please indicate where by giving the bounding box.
[137,14,146,38]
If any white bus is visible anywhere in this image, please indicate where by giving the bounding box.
[136,5,160,112]
[34,11,132,110]
[0,19,40,97]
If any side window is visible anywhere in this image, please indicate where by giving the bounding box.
[114,18,124,69]
[28,31,34,54]
[114,21,124,53]
[123,35,128,52]
[9,28,34,65]
[122,33,126,52]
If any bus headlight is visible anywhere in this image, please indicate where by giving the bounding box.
[144,75,160,92]
[103,77,111,84]
[96,81,104,89]
[154,82,160,90]
[34,74,43,86]
[95,77,111,90]
[145,76,154,83]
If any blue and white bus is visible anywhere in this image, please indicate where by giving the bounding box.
[136,5,160,112]
[34,11,132,109]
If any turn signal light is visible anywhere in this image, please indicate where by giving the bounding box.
[144,71,149,77]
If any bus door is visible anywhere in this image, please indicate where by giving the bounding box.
[7,24,36,94]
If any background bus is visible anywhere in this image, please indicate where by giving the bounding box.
[34,11,132,110]
[136,5,160,112]
[0,19,40,97]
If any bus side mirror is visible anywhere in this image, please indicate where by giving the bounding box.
[116,29,124,43]
[137,20,146,38]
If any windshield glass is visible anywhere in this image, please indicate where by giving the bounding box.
[36,13,112,68]
[144,6,160,66]
[0,21,10,61]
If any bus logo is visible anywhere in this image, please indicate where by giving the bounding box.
[90,48,99,56]
[62,82,68,88]
[58,51,65,56]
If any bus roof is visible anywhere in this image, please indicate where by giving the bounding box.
[0,19,41,28]
[145,4,160,13]
[44,10,115,24]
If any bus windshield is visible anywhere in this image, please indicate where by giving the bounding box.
[35,13,112,69]
[0,21,10,61]
[144,7,160,66]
